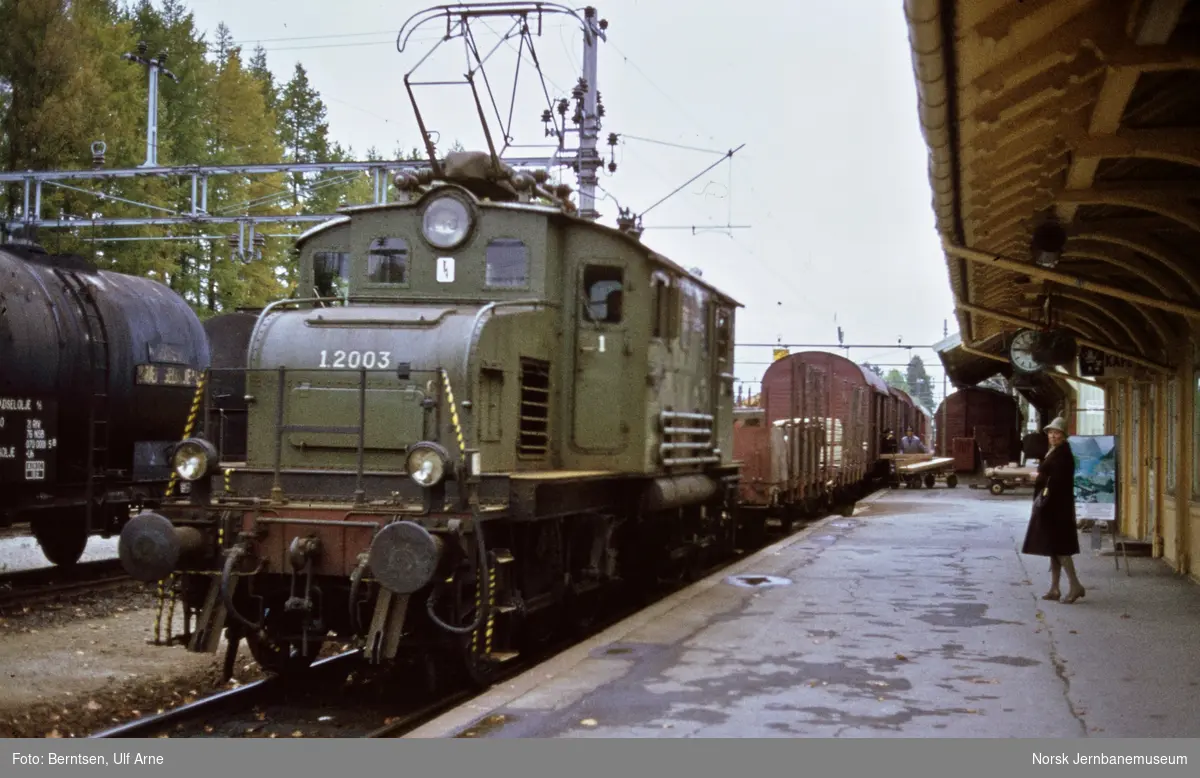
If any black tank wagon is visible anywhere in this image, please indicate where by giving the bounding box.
[201,311,258,462]
[0,244,210,565]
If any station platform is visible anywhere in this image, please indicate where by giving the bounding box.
[407,487,1200,738]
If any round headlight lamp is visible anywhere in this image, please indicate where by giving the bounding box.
[405,442,451,488]
[172,438,218,482]
[421,195,472,250]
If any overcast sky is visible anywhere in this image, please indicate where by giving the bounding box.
[181,0,957,400]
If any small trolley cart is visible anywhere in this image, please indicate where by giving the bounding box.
[981,462,1038,495]
[882,453,959,489]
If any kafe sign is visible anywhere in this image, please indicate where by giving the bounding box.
[1078,346,1134,378]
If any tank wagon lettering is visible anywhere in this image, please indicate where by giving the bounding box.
[319,350,393,369]
[135,364,201,387]
[0,446,13,459]
[0,398,33,412]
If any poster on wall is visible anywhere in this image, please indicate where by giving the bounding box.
[1069,434,1118,522]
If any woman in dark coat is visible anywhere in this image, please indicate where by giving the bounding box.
[1021,416,1085,603]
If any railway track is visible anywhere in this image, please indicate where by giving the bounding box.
[0,558,133,610]
[85,509,844,739]
[88,635,556,739]
[90,651,363,738]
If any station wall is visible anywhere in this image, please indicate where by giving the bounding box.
[1104,345,1200,582]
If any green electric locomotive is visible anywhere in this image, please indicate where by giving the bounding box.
[117,151,744,682]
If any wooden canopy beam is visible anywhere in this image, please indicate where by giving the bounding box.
[1073,228,1200,299]
[942,239,1200,320]
[1057,0,1189,223]
[955,300,1171,373]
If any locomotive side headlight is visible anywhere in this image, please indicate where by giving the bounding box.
[172,438,218,481]
[405,441,450,488]
[421,195,473,250]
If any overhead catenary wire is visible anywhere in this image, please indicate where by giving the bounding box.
[617,134,729,156]
[640,144,745,217]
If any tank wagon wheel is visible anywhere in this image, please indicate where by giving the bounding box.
[30,509,89,567]
[946,474,958,489]
[989,482,1004,496]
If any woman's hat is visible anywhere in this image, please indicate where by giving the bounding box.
[1044,417,1068,433]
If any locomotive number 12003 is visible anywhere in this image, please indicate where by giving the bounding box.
[318,350,392,369]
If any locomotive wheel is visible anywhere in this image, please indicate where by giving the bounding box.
[30,509,89,567]
[245,630,326,676]
[989,482,1005,495]
[562,578,605,637]
[924,474,936,489]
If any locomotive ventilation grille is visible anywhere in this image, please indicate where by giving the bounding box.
[518,358,550,458]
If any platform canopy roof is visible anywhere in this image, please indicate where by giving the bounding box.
[933,330,1073,414]
[906,0,1200,386]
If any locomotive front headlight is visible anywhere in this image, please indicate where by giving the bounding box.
[421,195,472,250]
[172,438,218,482]
[405,441,450,488]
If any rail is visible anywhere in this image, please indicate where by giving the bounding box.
[0,559,131,610]
[88,650,361,738]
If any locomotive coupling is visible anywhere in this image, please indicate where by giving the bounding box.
[367,521,445,594]
[117,511,205,582]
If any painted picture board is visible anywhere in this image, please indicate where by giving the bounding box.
[1069,434,1118,523]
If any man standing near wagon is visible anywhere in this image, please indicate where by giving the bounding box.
[899,426,926,454]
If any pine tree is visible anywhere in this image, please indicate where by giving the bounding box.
[247,44,279,116]
[905,356,935,410]
[884,369,909,393]
[201,33,288,311]
[0,1,437,313]
[277,62,330,208]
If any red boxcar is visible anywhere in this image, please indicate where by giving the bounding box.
[732,407,770,505]
[735,351,890,520]
[889,387,913,439]
[858,365,892,470]
[934,386,1023,471]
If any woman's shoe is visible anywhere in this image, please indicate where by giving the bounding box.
[1061,587,1085,604]
[1042,590,1061,600]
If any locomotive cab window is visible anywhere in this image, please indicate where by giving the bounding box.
[651,276,669,338]
[367,237,409,285]
[582,265,623,324]
[485,238,529,288]
[313,251,350,297]
[715,307,732,364]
